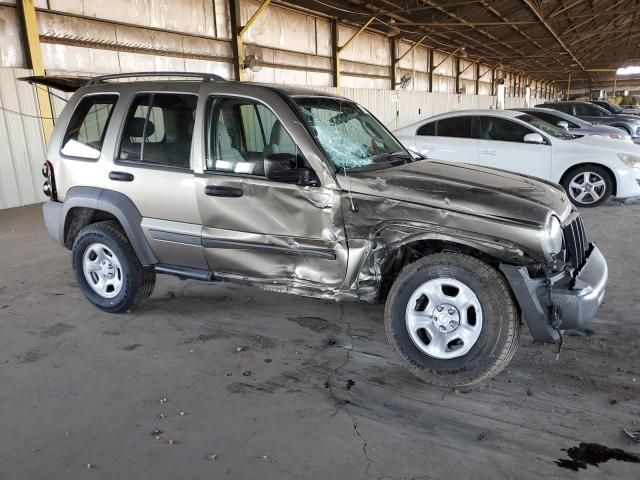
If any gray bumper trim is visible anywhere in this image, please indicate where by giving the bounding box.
[42,201,64,244]
[500,244,607,343]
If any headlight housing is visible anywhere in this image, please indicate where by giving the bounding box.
[542,216,563,259]
[618,152,640,167]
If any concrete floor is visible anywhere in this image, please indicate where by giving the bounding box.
[0,202,639,480]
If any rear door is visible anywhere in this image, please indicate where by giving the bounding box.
[193,93,348,289]
[478,116,552,179]
[412,115,479,164]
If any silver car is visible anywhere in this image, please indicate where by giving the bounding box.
[512,107,632,142]
[536,101,640,143]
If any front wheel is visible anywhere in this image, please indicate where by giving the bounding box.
[384,253,520,387]
[561,165,612,208]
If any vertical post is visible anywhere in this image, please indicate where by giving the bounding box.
[490,67,495,96]
[17,0,54,143]
[229,0,243,81]
[454,56,460,94]
[474,62,480,95]
[566,72,572,100]
[613,71,618,97]
[428,49,434,93]
[331,18,339,88]
[390,36,398,90]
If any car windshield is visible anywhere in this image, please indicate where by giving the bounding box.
[293,97,414,171]
[516,113,579,140]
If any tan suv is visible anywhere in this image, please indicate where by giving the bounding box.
[31,72,608,387]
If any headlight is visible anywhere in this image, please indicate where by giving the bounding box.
[542,216,563,259]
[609,133,631,141]
[618,152,640,167]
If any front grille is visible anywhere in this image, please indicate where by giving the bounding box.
[563,214,589,269]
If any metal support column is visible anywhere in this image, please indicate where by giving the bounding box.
[428,49,434,93]
[17,0,54,143]
[390,36,398,90]
[231,0,272,82]
[566,72,572,100]
[475,62,480,95]
[455,56,460,94]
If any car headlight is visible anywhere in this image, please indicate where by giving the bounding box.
[618,152,640,167]
[542,216,563,259]
[609,133,631,141]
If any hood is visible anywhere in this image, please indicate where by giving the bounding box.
[608,113,640,123]
[340,160,571,227]
[572,134,640,153]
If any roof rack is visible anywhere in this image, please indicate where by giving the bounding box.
[86,71,226,85]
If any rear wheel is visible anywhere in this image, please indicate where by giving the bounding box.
[384,253,520,387]
[561,165,612,208]
[72,221,155,313]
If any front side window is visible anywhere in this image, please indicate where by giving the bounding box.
[480,116,536,143]
[517,114,575,140]
[574,103,604,117]
[119,93,197,168]
[61,95,118,159]
[205,97,299,176]
[294,97,409,171]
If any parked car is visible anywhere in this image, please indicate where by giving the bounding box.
[511,107,632,142]
[31,72,607,387]
[394,109,640,207]
[588,100,640,116]
[535,101,640,142]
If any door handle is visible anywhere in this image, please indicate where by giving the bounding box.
[109,171,134,182]
[480,150,499,156]
[205,185,243,197]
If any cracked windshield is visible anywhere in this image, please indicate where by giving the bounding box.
[294,97,413,171]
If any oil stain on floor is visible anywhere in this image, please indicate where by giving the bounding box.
[555,443,640,471]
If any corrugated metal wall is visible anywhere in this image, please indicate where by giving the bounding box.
[0,68,47,210]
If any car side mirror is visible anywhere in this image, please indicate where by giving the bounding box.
[523,133,545,144]
[557,121,569,130]
[264,153,319,186]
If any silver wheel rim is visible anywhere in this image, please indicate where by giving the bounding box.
[568,171,606,205]
[82,243,123,299]
[405,278,483,360]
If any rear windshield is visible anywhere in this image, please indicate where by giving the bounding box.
[61,95,118,159]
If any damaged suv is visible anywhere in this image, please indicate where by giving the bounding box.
[34,72,608,387]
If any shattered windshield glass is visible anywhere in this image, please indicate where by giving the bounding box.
[294,97,411,171]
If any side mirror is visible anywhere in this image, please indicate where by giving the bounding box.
[557,121,569,130]
[264,153,319,186]
[523,132,545,144]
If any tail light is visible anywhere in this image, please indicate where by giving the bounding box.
[42,160,57,201]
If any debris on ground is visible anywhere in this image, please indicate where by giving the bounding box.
[346,379,355,390]
[207,454,218,462]
[624,428,640,443]
[179,411,185,416]
[478,432,492,441]
[86,464,92,470]
[160,397,168,404]
[156,414,167,420]
[169,439,176,445]
[242,371,251,377]
[151,429,163,436]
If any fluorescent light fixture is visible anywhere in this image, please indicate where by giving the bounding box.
[617,65,640,75]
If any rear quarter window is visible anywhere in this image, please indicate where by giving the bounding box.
[61,95,118,160]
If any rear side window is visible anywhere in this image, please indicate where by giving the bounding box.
[417,122,435,136]
[118,93,197,169]
[574,103,603,117]
[61,95,118,159]
[436,116,473,138]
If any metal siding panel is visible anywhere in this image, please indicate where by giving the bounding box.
[0,67,47,209]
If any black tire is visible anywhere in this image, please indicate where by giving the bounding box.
[72,220,156,313]
[384,253,520,387]
[561,165,613,208]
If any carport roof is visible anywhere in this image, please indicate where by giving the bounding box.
[278,0,640,90]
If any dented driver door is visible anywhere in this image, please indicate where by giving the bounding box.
[194,93,348,291]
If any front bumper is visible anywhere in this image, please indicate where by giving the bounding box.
[500,244,608,343]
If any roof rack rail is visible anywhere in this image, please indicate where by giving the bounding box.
[86,71,226,85]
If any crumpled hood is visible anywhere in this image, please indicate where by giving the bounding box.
[340,160,572,226]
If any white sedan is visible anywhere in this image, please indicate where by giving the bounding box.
[394,109,640,207]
